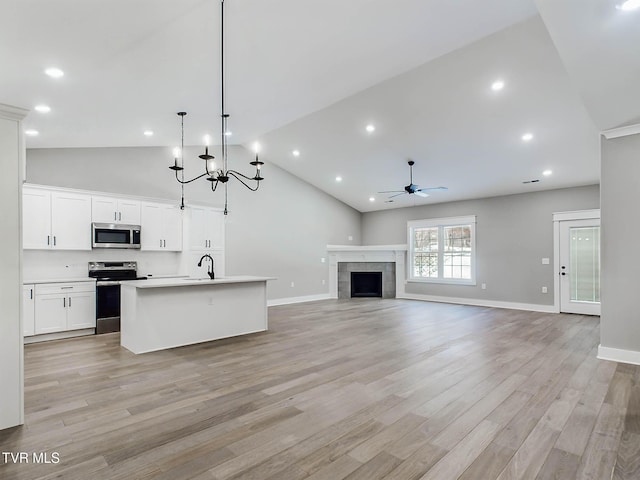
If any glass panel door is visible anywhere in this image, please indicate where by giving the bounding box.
[560,219,601,315]
[570,226,600,303]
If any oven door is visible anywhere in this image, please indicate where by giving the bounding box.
[95,282,121,334]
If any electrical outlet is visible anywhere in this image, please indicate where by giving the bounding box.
[321,257,325,263]
[290,281,295,288]
[541,286,548,294]
[348,235,353,241]
[481,283,486,290]
[542,258,550,265]
[322,279,326,285]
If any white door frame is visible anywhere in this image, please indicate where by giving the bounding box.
[552,209,600,314]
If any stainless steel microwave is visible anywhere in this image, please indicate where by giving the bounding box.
[92,223,141,249]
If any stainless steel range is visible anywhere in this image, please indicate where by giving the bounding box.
[89,261,147,334]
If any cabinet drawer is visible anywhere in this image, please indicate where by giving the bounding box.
[36,281,95,295]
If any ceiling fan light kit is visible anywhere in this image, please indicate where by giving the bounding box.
[168,0,263,215]
[379,160,447,203]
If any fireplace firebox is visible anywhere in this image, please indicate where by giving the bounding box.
[350,272,383,298]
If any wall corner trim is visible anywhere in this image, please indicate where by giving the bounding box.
[267,293,331,307]
[602,123,640,140]
[597,344,640,366]
[398,293,556,313]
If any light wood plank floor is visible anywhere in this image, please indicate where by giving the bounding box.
[1,299,638,480]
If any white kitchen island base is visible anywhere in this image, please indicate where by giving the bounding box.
[120,276,272,354]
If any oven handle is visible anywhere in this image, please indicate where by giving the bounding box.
[96,281,122,286]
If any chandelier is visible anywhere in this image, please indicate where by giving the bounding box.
[169,0,264,215]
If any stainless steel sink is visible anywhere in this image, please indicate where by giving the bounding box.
[181,277,224,281]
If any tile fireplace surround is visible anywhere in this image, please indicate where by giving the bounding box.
[327,245,407,299]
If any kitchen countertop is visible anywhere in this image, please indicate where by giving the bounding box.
[23,278,96,285]
[120,275,275,289]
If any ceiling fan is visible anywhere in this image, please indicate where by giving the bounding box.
[379,160,448,202]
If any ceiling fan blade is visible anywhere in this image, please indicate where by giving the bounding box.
[387,192,407,199]
[378,190,405,194]
[414,191,429,198]
[416,186,448,192]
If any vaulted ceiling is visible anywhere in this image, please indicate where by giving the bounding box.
[1,0,638,212]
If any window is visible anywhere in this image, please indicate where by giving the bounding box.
[408,215,476,285]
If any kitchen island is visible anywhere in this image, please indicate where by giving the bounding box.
[120,276,273,354]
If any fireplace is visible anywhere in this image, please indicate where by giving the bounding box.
[351,272,383,298]
[328,245,407,300]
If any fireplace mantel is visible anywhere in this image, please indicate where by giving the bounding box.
[327,245,407,299]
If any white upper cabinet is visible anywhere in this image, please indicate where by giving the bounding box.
[141,202,182,251]
[189,206,224,251]
[23,188,52,249]
[92,195,141,225]
[51,192,92,250]
[23,187,91,250]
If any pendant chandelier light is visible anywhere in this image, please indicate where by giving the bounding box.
[169,0,264,215]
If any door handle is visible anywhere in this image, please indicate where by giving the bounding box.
[561,272,566,276]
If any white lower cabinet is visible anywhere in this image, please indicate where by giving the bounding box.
[23,285,35,337]
[34,282,96,335]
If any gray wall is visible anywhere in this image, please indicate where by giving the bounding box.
[362,185,600,306]
[0,110,24,429]
[601,134,640,353]
[26,146,362,300]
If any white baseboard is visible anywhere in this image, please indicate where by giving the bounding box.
[268,293,331,307]
[24,328,95,344]
[597,345,640,366]
[398,293,557,313]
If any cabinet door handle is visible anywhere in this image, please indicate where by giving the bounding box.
[160,239,163,248]
[53,236,57,246]
[114,211,117,221]
[119,212,122,221]
[30,289,33,300]
[63,297,66,308]
[68,297,72,307]
[47,235,50,245]
[60,286,74,289]
[163,239,166,248]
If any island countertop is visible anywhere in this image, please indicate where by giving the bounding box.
[120,275,275,289]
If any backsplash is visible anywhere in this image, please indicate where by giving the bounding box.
[23,249,184,281]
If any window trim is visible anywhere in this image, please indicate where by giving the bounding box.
[407,215,476,285]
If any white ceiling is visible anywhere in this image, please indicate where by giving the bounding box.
[1,0,638,212]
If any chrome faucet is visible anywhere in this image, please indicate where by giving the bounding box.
[197,254,215,279]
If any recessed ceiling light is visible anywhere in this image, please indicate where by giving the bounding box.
[335,176,343,182]
[522,133,534,142]
[365,124,375,133]
[44,67,64,78]
[292,150,300,157]
[143,130,154,137]
[34,105,51,113]
[491,80,505,91]
[24,129,39,136]
[542,169,552,176]
[619,0,640,11]
[369,197,375,202]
